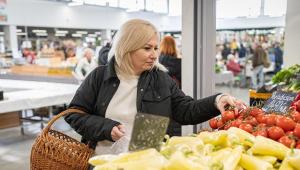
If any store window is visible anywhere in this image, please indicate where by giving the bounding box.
[168,0,182,16]
[264,0,287,17]
[217,0,261,18]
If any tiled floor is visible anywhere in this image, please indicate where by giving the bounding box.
[0,84,249,170]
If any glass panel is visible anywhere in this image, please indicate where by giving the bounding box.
[217,0,261,18]
[84,0,106,6]
[169,0,182,16]
[264,0,287,17]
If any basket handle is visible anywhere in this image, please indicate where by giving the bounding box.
[43,108,87,135]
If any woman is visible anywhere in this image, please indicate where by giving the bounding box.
[65,19,244,155]
[75,48,98,80]
[159,35,182,88]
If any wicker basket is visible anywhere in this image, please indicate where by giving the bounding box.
[30,108,94,170]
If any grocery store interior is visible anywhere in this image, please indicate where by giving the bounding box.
[1,0,300,169]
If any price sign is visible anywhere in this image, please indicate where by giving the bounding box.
[262,91,297,113]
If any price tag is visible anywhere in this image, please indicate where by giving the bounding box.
[262,91,297,113]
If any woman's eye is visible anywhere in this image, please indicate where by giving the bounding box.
[144,47,151,50]
[154,47,159,51]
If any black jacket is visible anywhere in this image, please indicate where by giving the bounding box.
[159,54,182,88]
[98,43,110,65]
[65,57,220,149]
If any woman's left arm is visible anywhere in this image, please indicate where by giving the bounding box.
[169,77,244,125]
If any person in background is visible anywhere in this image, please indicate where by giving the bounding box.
[238,43,246,58]
[251,43,266,89]
[64,19,245,156]
[159,35,182,88]
[75,48,97,80]
[222,43,231,60]
[274,42,283,73]
[226,54,241,76]
[98,42,111,65]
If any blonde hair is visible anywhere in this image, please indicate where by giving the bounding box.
[82,48,94,58]
[108,19,167,76]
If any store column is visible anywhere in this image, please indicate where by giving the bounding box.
[284,0,300,67]
[181,0,216,135]
[101,29,112,46]
[4,25,19,58]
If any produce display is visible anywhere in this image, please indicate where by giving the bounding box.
[209,106,300,149]
[89,127,300,170]
[272,64,300,92]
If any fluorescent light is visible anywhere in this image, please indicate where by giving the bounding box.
[17,33,27,36]
[76,31,88,34]
[68,1,83,6]
[0,32,4,35]
[17,29,22,33]
[88,34,97,37]
[95,31,102,35]
[56,30,68,34]
[32,29,47,33]
[55,33,66,37]
[72,33,82,37]
[36,33,48,36]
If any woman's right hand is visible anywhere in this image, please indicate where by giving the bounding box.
[111,124,125,141]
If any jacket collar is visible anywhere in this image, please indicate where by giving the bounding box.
[103,57,118,81]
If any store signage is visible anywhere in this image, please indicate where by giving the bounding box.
[262,91,297,113]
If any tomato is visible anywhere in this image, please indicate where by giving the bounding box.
[286,131,294,136]
[296,143,300,149]
[244,116,258,126]
[293,123,300,138]
[295,100,300,112]
[209,118,218,129]
[257,123,267,129]
[265,114,277,126]
[253,129,268,137]
[250,107,264,117]
[221,110,235,122]
[217,119,224,129]
[239,123,253,133]
[267,126,285,140]
[256,114,268,124]
[276,116,296,131]
[291,111,300,123]
[231,119,242,128]
[224,122,232,130]
[278,136,296,148]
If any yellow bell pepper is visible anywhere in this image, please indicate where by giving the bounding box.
[239,153,273,170]
[197,130,228,147]
[227,127,255,147]
[279,158,294,170]
[254,155,277,165]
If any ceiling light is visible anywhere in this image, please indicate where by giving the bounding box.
[32,29,47,33]
[16,29,22,33]
[17,33,27,36]
[56,30,68,34]
[72,33,82,37]
[36,33,48,36]
[76,31,88,34]
[55,33,66,37]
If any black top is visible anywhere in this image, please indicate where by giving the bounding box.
[159,54,182,88]
[65,57,220,148]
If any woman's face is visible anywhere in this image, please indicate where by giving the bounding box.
[130,35,159,75]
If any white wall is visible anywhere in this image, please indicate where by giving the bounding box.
[2,0,181,31]
[284,0,300,67]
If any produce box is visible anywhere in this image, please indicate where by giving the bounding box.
[0,111,20,129]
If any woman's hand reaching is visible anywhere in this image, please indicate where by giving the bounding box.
[111,124,125,141]
[216,94,246,114]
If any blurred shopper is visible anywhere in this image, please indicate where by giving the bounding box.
[159,35,181,88]
[251,44,267,89]
[98,42,111,65]
[274,42,283,73]
[75,48,97,80]
[65,19,245,156]
[226,54,241,76]
[238,43,246,58]
[222,43,231,60]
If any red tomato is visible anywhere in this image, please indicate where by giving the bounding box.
[244,116,258,126]
[278,136,296,148]
[296,143,300,149]
[293,123,300,138]
[224,122,232,130]
[209,118,218,129]
[253,129,268,137]
[250,107,264,117]
[257,123,267,129]
[267,126,285,140]
[239,123,253,133]
[217,119,224,129]
[222,110,235,122]
[295,100,300,112]
[231,119,242,128]
[276,116,296,131]
[265,114,277,126]
[291,111,300,123]
[256,114,268,124]
[286,131,294,136]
